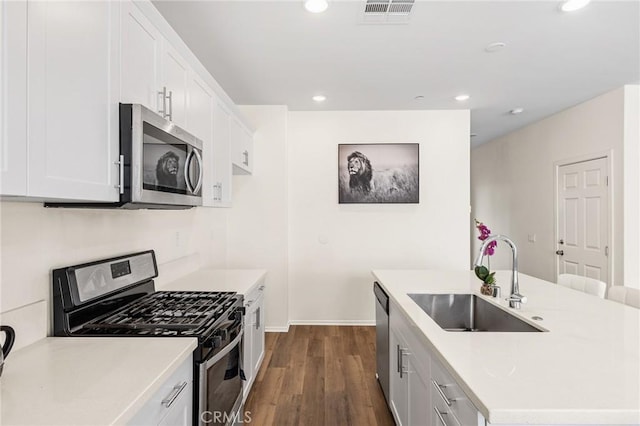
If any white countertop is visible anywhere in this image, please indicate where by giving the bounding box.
[159,269,267,295]
[372,269,640,425]
[0,337,197,426]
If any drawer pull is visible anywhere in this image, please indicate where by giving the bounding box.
[432,379,453,406]
[161,381,188,408]
[433,407,448,426]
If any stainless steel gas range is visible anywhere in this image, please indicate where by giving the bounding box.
[52,250,243,426]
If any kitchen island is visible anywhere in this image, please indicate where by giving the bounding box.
[372,269,640,425]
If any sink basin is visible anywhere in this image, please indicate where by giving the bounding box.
[408,293,544,332]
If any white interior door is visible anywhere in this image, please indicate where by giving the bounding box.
[556,157,609,283]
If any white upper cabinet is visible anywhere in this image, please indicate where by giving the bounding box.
[120,1,161,112]
[230,116,254,175]
[187,73,217,206]
[210,98,233,207]
[0,1,28,197]
[26,0,120,201]
[159,42,189,128]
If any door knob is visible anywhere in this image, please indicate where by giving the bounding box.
[558,239,564,245]
[556,250,564,256]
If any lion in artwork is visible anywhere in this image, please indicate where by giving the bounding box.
[156,151,180,188]
[347,151,373,193]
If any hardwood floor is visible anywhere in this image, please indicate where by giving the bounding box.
[244,325,395,426]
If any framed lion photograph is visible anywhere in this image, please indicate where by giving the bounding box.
[338,143,419,204]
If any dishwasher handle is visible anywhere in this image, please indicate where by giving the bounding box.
[373,281,389,314]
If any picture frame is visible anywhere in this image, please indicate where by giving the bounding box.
[338,143,419,204]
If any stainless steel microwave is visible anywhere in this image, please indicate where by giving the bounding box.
[46,104,203,209]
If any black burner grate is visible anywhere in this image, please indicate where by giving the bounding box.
[81,291,237,334]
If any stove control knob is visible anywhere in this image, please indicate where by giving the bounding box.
[217,329,228,341]
[207,335,222,348]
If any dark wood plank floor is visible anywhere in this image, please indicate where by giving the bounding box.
[244,325,395,426]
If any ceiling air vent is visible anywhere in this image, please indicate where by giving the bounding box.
[362,0,415,24]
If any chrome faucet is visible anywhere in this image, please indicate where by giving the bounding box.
[474,235,527,309]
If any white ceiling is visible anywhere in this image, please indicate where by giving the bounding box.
[153,0,640,146]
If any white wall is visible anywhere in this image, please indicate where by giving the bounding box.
[471,87,626,285]
[227,105,290,331]
[623,85,640,289]
[287,110,470,323]
[0,202,229,329]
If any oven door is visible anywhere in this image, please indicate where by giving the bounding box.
[127,104,203,207]
[198,329,244,426]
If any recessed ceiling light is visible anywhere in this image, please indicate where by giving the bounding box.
[510,107,524,115]
[560,0,591,12]
[304,0,328,13]
[455,94,470,102]
[485,42,506,53]
[414,95,425,101]
[312,95,326,102]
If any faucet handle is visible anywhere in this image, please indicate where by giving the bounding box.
[507,293,527,309]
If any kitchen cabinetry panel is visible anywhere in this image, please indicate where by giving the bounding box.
[120,0,161,112]
[128,354,193,426]
[242,279,266,401]
[160,41,188,128]
[230,116,254,175]
[0,0,28,196]
[27,0,120,201]
[210,99,233,207]
[389,299,483,426]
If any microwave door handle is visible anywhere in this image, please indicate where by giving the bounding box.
[184,149,195,194]
[192,149,203,195]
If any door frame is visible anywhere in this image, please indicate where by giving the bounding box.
[553,150,614,285]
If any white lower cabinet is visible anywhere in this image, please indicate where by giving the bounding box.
[128,354,193,426]
[242,279,266,401]
[389,301,484,426]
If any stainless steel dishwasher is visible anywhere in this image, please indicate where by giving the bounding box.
[374,281,390,404]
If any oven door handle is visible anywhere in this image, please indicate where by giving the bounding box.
[203,328,243,369]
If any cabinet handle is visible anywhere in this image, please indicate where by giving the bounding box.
[158,86,168,117]
[255,306,261,330]
[167,90,173,121]
[432,379,453,406]
[115,154,124,195]
[399,347,410,378]
[396,345,401,374]
[433,407,449,426]
[242,150,249,166]
[161,381,188,408]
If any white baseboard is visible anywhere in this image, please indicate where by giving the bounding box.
[288,319,376,326]
[265,320,375,332]
[265,325,290,333]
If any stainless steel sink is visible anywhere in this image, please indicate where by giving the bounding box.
[408,293,544,332]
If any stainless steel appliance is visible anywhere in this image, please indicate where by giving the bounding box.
[374,281,390,404]
[46,104,203,209]
[0,325,16,378]
[52,251,243,425]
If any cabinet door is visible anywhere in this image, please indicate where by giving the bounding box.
[120,0,161,112]
[187,73,215,205]
[242,300,255,401]
[408,355,430,426]
[211,99,232,207]
[27,1,120,201]
[157,383,192,426]
[0,0,28,196]
[251,293,265,375]
[389,329,409,426]
[230,116,253,175]
[160,41,188,128]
